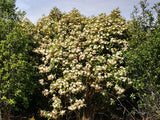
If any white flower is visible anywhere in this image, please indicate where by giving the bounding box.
[115,84,125,94]
[39,79,44,85]
[69,54,74,59]
[76,48,81,53]
[106,82,113,87]
[72,59,78,64]
[79,54,85,61]
[92,50,96,55]
[96,66,102,71]
[42,89,49,96]
[107,59,117,65]
[117,88,125,94]
[48,74,54,80]
[93,45,98,49]
[60,110,66,116]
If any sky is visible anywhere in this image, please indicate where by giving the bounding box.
[16,0,159,24]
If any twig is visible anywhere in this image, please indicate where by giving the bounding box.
[106,92,136,120]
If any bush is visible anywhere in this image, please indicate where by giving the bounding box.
[34,7,132,120]
[125,0,160,119]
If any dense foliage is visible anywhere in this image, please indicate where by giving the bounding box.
[125,0,160,119]
[0,0,39,119]
[0,0,160,120]
[33,8,132,120]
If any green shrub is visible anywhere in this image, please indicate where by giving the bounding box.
[125,0,160,119]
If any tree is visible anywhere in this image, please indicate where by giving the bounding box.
[34,8,132,120]
[125,0,160,119]
[0,0,38,119]
[0,0,16,19]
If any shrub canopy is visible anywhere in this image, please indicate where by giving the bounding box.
[34,8,131,119]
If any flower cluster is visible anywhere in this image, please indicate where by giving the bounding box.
[68,99,85,111]
[34,8,130,119]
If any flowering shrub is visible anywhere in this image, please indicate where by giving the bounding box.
[34,7,131,119]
